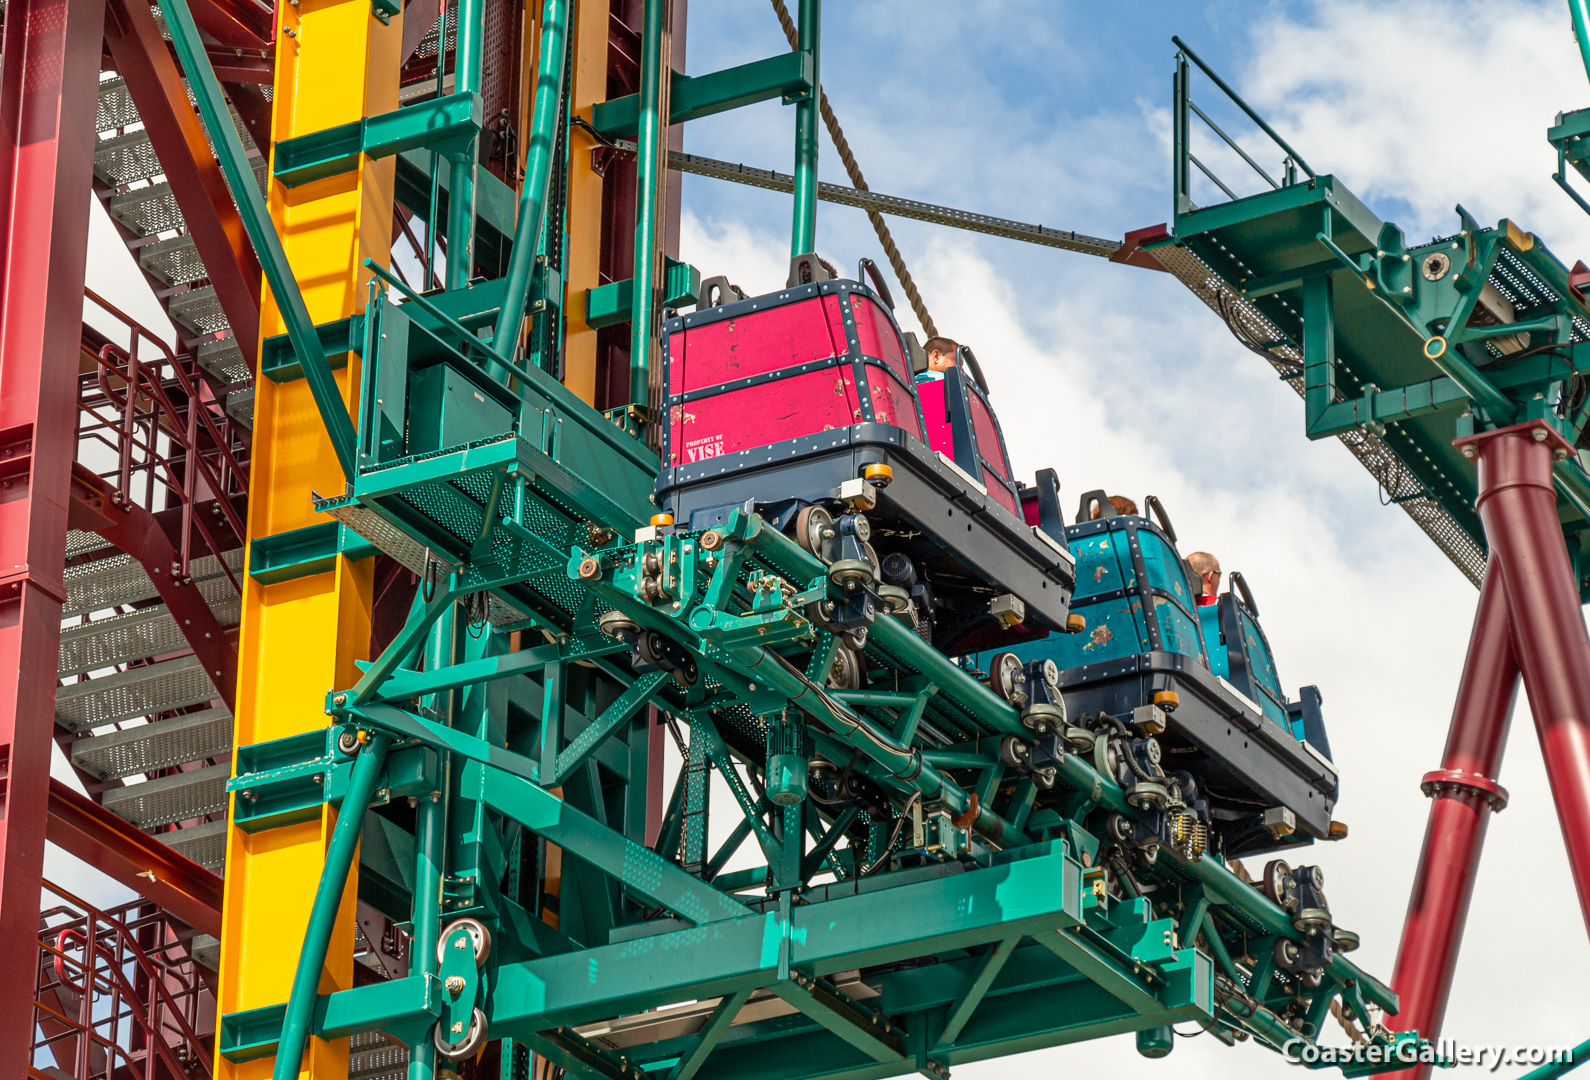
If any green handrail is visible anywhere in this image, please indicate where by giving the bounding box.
[1571,0,1590,91]
[492,0,572,359]
[271,732,393,1080]
[1518,1035,1590,1080]
[158,0,360,480]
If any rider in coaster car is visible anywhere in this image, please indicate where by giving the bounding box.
[1089,494,1137,519]
[913,336,960,383]
[1187,550,1222,607]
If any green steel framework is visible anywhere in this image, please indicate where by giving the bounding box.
[154,1,1442,1076]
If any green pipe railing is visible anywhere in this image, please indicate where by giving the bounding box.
[789,0,821,256]
[446,0,484,291]
[1519,1035,1590,1080]
[158,0,359,479]
[492,0,571,358]
[271,733,393,1080]
[628,0,668,420]
[1571,0,1590,91]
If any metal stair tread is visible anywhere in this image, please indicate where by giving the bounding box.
[63,547,242,617]
[197,334,251,386]
[139,232,209,288]
[93,129,163,188]
[107,181,184,237]
[101,762,229,829]
[158,820,227,874]
[167,284,228,335]
[96,76,140,133]
[55,653,219,731]
[70,705,233,781]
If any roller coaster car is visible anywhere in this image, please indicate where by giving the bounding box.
[654,267,1077,655]
[972,491,1339,858]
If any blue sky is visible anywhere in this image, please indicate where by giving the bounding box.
[672,0,1590,1068]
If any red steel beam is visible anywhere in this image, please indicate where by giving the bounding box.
[44,779,224,939]
[1468,421,1590,932]
[104,0,262,366]
[66,463,238,710]
[0,0,109,1072]
[1388,560,1518,1071]
[186,0,273,51]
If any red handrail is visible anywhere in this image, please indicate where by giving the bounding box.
[79,287,249,590]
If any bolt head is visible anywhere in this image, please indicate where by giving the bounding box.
[445,975,466,994]
[1462,446,1477,460]
[1534,427,1550,442]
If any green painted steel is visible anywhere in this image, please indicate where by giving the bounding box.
[446,0,485,291]
[271,733,392,1080]
[272,92,482,188]
[1165,41,1590,594]
[790,0,821,256]
[1518,1036,1590,1080]
[158,0,360,478]
[628,0,668,420]
[492,0,571,360]
[584,259,701,329]
[246,522,377,584]
[590,51,816,139]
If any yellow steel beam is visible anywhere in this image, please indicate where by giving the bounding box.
[216,0,401,1075]
[561,0,611,406]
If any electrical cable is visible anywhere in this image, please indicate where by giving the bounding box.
[859,790,921,876]
[768,0,939,339]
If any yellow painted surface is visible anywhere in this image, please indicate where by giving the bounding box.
[561,0,612,406]
[216,0,399,1074]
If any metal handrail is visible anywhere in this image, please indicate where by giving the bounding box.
[1172,35,1315,179]
[34,880,213,1080]
[78,288,249,592]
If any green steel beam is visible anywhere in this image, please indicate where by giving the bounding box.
[790,0,820,256]
[1572,0,1590,89]
[260,315,360,383]
[590,51,815,138]
[446,0,484,290]
[270,734,392,1080]
[553,670,669,784]
[1037,928,1161,1015]
[934,936,1019,1048]
[247,522,377,585]
[668,989,754,1080]
[492,0,571,359]
[585,259,702,329]
[157,0,359,479]
[272,93,482,187]
[769,978,905,1064]
[629,0,668,420]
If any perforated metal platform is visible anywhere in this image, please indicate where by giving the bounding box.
[62,548,242,618]
[140,233,209,287]
[55,654,219,731]
[93,129,164,187]
[158,820,228,872]
[101,763,229,828]
[71,705,233,781]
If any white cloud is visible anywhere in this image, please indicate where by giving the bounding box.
[1243,0,1590,250]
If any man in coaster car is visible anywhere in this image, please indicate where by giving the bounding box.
[1187,550,1222,607]
[913,336,960,383]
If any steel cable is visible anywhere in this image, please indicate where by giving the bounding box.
[769,0,939,338]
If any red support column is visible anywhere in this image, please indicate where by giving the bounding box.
[1388,560,1518,1067]
[0,0,108,1070]
[1466,421,1590,934]
[104,0,262,364]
